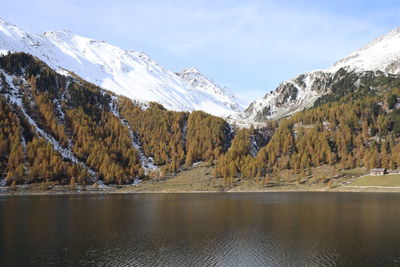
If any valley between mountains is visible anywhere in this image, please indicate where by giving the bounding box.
[2,18,400,193]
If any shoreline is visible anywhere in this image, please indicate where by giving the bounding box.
[2,185,400,196]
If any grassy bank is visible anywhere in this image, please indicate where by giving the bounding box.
[349,173,400,187]
[3,165,400,195]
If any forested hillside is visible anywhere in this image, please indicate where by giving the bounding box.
[217,69,400,183]
[0,53,232,186]
[2,52,400,188]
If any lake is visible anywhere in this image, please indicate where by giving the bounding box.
[1,192,400,266]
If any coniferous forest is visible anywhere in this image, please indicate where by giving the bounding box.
[2,52,400,187]
[0,53,231,186]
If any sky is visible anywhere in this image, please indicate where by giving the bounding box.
[2,0,400,102]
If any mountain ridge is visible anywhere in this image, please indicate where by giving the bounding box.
[0,18,246,117]
[231,26,400,125]
[177,67,247,112]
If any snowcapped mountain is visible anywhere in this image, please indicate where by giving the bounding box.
[0,18,246,117]
[232,27,400,125]
[329,27,400,74]
[177,67,247,112]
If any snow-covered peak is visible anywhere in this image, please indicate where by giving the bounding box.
[179,67,219,91]
[329,27,400,74]
[232,26,400,126]
[0,19,47,55]
[182,67,200,73]
[177,67,248,112]
[0,18,245,117]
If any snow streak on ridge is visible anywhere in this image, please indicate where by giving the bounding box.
[1,70,97,179]
[109,96,158,174]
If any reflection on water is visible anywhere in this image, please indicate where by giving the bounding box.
[1,193,400,266]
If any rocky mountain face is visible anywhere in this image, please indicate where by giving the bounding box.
[0,18,246,117]
[231,27,400,125]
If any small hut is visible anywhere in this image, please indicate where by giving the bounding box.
[369,168,387,176]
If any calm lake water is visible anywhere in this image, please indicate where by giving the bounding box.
[1,192,400,266]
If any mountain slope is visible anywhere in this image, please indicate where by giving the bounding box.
[329,27,400,74]
[0,52,233,185]
[232,27,400,124]
[0,18,246,117]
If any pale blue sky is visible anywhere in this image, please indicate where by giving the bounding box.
[2,0,400,101]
